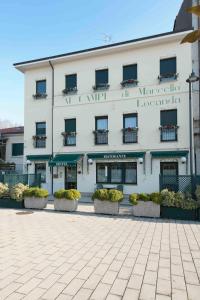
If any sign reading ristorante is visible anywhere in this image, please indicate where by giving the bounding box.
[59,83,185,107]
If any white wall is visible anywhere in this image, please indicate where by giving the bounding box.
[4,134,24,173]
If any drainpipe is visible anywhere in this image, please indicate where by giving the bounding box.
[49,61,54,195]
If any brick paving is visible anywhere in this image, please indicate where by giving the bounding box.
[0,205,200,299]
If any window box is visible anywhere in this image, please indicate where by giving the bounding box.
[93,83,110,91]
[33,93,47,99]
[121,79,138,88]
[32,135,47,140]
[122,127,138,132]
[61,131,77,137]
[161,206,197,221]
[62,87,77,95]
[158,73,178,82]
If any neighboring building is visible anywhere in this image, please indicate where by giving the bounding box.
[0,127,24,173]
[174,0,200,174]
[14,30,193,195]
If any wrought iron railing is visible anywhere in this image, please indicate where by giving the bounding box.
[160,126,178,142]
[94,131,109,145]
[122,128,138,143]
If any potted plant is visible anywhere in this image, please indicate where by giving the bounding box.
[160,189,199,221]
[23,187,49,209]
[0,183,28,209]
[129,192,161,218]
[92,189,123,215]
[54,189,81,212]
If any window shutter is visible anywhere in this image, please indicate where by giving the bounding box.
[160,57,176,75]
[161,110,177,126]
[65,74,77,88]
[95,69,108,85]
[12,143,24,156]
[65,119,76,132]
[36,122,46,135]
[123,64,137,81]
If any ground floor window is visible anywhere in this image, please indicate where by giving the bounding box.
[96,162,137,184]
[35,163,46,183]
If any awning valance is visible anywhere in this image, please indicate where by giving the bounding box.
[27,155,52,161]
[49,154,83,167]
[150,150,189,158]
[87,152,145,160]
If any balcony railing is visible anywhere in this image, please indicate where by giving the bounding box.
[32,135,46,148]
[159,125,178,142]
[93,83,110,91]
[61,132,76,146]
[158,73,178,82]
[93,130,109,145]
[122,127,138,143]
[62,87,77,95]
[120,79,138,88]
[32,93,47,99]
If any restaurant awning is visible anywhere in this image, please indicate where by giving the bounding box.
[49,154,83,167]
[87,152,145,160]
[150,150,189,158]
[27,155,52,161]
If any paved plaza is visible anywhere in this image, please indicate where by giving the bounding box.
[0,205,200,300]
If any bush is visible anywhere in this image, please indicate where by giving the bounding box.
[0,183,9,198]
[92,189,123,202]
[129,193,138,205]
[10,183,28,202]
[54,189,81,200]
[150,192,162,205]
[161,189,199,210]
[138,193,150,201]
[195,185,200,201]
[23,187,48,198]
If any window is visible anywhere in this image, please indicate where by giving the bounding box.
[95,116,108,145]
[96,162,137,184]
[123,114,138,143]
[94,69,109,90]
[64,74,77,93]
[64,119,76,146]
[35,163,46,183]
[159,57,177,81]
[160,109,178,141]
[122,64,138,87]
[12,143,24,156]
[36,80,46,96]
[35,122,46,148]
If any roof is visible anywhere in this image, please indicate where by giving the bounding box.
[0,126,24,135]
[14,29,191,70]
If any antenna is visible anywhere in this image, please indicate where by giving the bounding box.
[101,33,113,44]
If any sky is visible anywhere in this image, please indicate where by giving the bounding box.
[0,0,183,126]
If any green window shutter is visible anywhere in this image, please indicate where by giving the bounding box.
[160,57,176,76]
[12,143,24,156]
[65,119,76,132]
[65,74,77,89]
[123,64,137,81]
[95,69,108,85]
[36,122,46,135]
[161,110,177,126]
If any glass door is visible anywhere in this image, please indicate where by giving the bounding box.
[65,165,77,189]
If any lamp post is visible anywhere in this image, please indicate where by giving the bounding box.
[186,71,199,176]
[26,160,32,185]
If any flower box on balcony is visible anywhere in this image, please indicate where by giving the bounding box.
[120,79,138,87]
[33,93,47,99]
[158,73,179,82]
[93,83,110,91]
[93,129,109,134]
[159,125,179,130]
[32,135,47,140]
[62,87,77,94]
[61,131,77,137]
[122,127,138,132]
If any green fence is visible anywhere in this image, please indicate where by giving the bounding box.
[0,174,41,187]
[160,175,200,194]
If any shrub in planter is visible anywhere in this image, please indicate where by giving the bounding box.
[23,187,49,209]
[92,189,123,215]
[129,192,160,218]
[0,182,25,209]
[160,189,199,220]
[54,189,81,212]
[10,183,28,202]
[0,183,9,198]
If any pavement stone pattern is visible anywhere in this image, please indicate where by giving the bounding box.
[0,204,200,299]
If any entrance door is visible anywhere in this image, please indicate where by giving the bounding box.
[160,162,178,191]
[65,165,77,189]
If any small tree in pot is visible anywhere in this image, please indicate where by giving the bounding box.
[54,189,81,212]
[129,192,161,218]
[23,187,49,209]
[92,189,123,215]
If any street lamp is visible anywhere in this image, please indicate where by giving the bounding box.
[186,71,199,176]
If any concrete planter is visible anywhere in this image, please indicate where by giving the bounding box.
[133,201,160,218]
[54,198,78,212]
[94,199,119,215]
[24,197,48,209]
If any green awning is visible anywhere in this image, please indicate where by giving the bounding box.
[27,155,52,161]
[87,152,145,160]
[49,154,83,167]
[150,150,189,158]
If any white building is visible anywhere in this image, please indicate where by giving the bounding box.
[0,127,24,173]
[14,30,193,195]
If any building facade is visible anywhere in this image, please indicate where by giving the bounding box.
[0,127,24,173]
[14,30,193,195]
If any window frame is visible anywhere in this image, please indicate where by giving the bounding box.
[94,69,109,90]
[123,64,138,81]
[64,118,76,146]
[159,57,177,81]
[12,143,24,157]
[35,162,46,183]
[96,162,137,185]
[36,80,46,95]
[65,74,77,92]
[160,109,178,142]
[35,122,46,148]
[123,113,138,144]
[95,116,108,145]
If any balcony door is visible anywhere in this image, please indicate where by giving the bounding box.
[65,165,77,189]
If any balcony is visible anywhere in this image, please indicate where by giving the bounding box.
[120,79,138,88]
[122,127,138,143]
[62,87,77,95]
[32,93,47,99]
[159,125,178,142]
[32,135,47,148]
[61,132,76,146]
[93,130,109,145]
[93,83,110,91]
[158,73,178,82]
